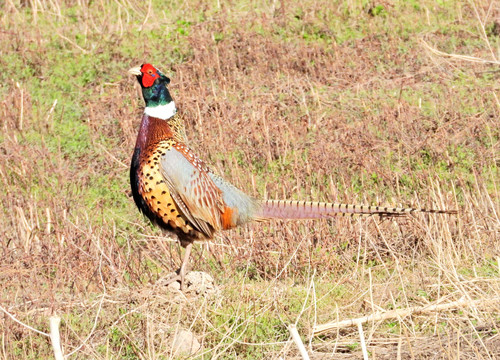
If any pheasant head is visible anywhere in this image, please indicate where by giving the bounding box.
[129,63,176,120]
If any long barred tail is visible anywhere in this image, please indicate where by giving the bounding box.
[256,200,457,220]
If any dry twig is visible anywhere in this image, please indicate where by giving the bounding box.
[49,316,64,360]
[288,324,310,360]
[421,39,500,65]
[313,297,500,336]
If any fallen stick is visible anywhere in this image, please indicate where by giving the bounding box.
[313,296,500,336]
[357,321,369,360]
[50,316,64,360]
[288,324,310,360]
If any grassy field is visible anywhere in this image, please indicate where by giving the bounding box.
[1,0,499,358]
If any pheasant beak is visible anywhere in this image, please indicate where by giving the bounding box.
[128,66,142,76]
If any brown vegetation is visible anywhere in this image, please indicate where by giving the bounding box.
[0,0,499,358]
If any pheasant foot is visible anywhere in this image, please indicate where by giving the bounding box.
[160,242,193,291]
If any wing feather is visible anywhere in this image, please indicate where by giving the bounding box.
[159,143,224,237]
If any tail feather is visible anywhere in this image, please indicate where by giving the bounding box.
[256,200,456,220]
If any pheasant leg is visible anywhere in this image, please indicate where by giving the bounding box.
[178,242,192,291]
[162,242,193,291]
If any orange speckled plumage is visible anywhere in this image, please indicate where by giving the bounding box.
[131,113,239,244]
[137,140,196,236]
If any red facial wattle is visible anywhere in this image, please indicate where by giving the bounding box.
[140,64,159,88]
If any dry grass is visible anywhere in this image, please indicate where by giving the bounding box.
[0,0,499,359]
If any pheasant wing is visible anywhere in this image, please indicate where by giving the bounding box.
[159,143,225,238]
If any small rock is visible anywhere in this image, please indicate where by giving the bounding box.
[166,279,181,292]
[171,329,201,356]
[159,271,220,298]
[185,271,217,295]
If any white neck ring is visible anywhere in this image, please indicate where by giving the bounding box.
[144,102,177,120]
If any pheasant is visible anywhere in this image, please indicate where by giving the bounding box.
[129,63,456,290]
